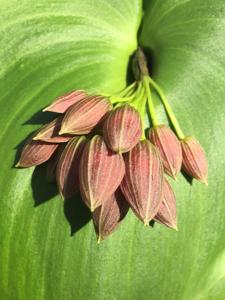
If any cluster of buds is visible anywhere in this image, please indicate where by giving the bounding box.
[16,48,208,242]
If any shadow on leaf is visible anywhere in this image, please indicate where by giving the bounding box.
[64,194,91,236]
[149,220,155,228]
[31,164,58,206]
[23,110,58,125]
[31,164,91,234]
[181,171,193,185]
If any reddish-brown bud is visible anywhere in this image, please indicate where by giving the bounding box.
[120,140,164,225]
[92,189,129,242]
[103,104,142,153]
[56,136,87,199]
[33,117,71,143]
[148,125,182,179]
[43,90,87,113]
[181,136,208,184]
[60,96,112,135]
[16,140,58,168]
[46,144,65,182]
[79,135,125,211]
[154,178,177,230]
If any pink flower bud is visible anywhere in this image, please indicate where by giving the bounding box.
[43,90,87,113]
[92,189,129,242]
[120,140,164,225]
[56,136,87,199]
[103,104,142,153]
[16,140,58,168]
[181,136,208,184]
[154,178,177,230]
[60,96,112,135]
[46,144,65,182]
[148,125,182,179]
[79,135,125,211]
[33,117,71,143]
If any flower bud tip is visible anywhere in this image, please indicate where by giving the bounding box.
[58,130,64,136]
[174,226,178,231]
[60,193,65,201]
[173,175,178,182]
[144,220,149,227]
[171,224,178,231]
[201,178,208,186]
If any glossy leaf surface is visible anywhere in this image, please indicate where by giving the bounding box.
[1,1,225,299]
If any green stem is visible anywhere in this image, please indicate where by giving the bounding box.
[139,88,147,140]
[148,76,185,139]
[130,81,142,107]
[131,81,147,139]
[131,81,142,101]
[117,82,137,98]
[143,76,159,127]
[110,94,135,104]
[124,87,136,97]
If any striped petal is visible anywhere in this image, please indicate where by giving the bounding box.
[43,90,87,113]
[148,125,182,179]
[79,135,125,211]
[56,136,87,199]
[120,140,164,225]
[154,178,177,230]
[92,189,129,242]
[16,140,58,168]
[60,96,112,135]
[33,116,71,143]
[103,104,142,153]
[46,144,66,182]
[181,136,208,184]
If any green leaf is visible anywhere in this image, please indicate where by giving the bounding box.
[1,0,225,299]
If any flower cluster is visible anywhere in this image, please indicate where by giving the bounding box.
[17,48,208,242]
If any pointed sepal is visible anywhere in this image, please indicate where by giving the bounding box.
[56,136,87,199]
[79,135,125,211]
[46,144,65,182]
[33,117,71,143]
[154,178,177,230]
[60,96,112,135]
[181,136,208,184]
[16,140,58,168]
[148,125,182,179]
[43,90,87,113]
[93,189,129,242]
[120,140,164,225]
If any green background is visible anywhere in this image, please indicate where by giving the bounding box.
[1,0,225,299]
